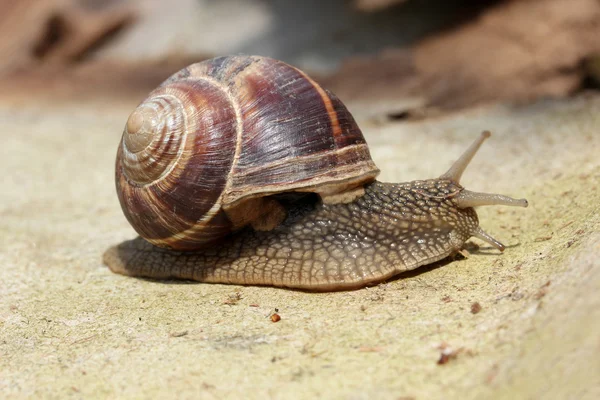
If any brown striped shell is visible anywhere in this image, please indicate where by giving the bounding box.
[116,55,379,250]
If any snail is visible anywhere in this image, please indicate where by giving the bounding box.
[103,55,528,291]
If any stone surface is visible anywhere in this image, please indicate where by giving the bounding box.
[1,89,598,398]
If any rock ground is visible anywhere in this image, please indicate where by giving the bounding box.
[1,91,599,398]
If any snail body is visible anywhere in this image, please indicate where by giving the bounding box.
[104,55,528,291]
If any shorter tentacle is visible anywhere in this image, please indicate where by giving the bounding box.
[472,226,506,251]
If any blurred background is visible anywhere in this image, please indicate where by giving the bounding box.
[1,0,599,120]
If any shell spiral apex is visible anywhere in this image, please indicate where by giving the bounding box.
[120,94,189,185]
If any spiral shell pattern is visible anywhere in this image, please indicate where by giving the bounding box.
[120,94,187,185]
[115,55,379,251]
[116,79,238,250]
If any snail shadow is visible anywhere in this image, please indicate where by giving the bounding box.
[382,241,520,285]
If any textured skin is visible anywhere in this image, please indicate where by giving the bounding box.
[104,180,479,291]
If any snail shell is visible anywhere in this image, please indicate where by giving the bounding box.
[116,55,379,250]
